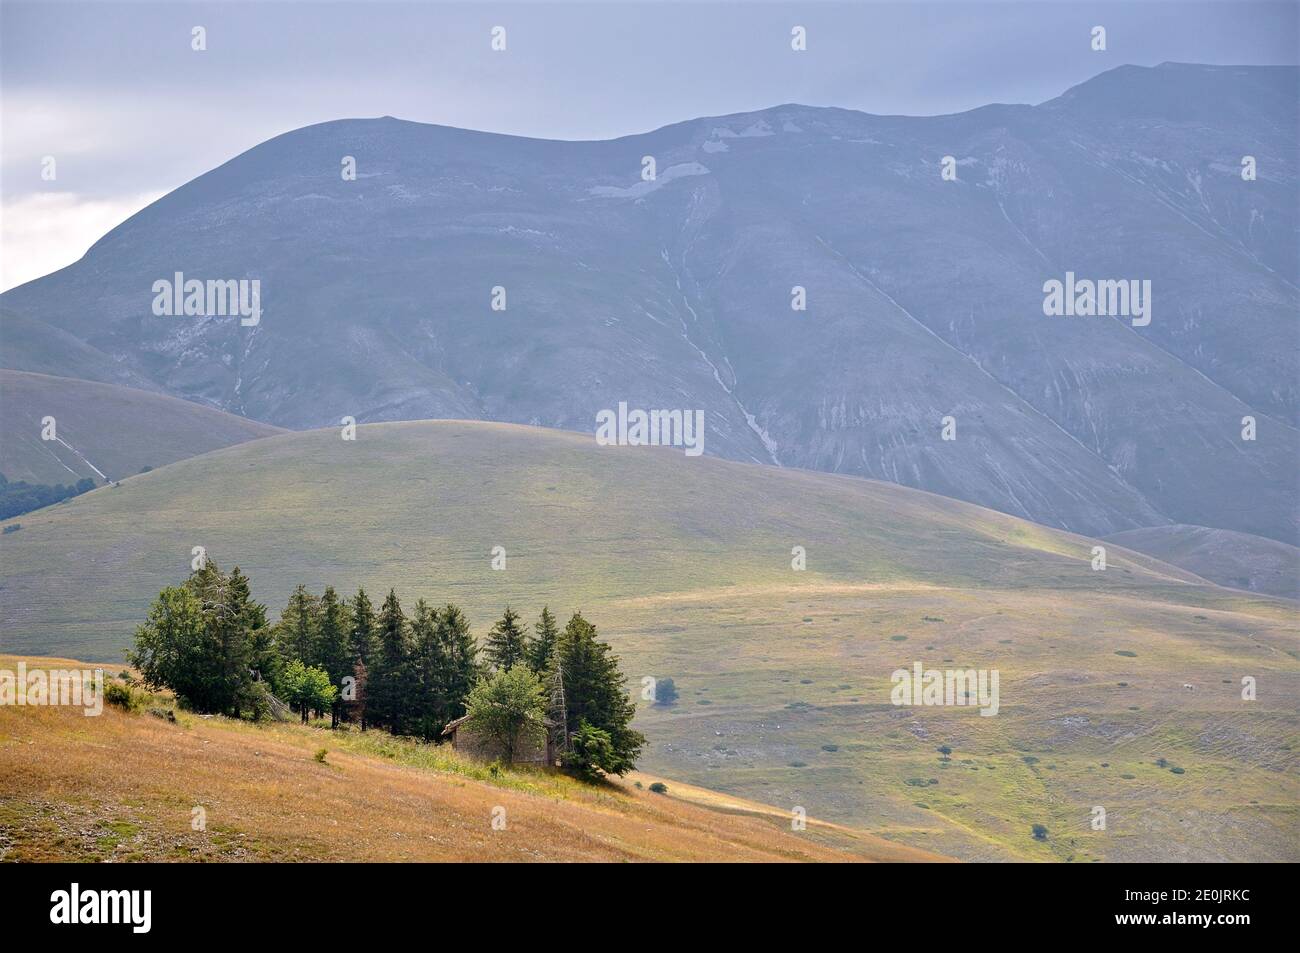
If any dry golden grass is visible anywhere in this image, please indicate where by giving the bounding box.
[0,656,944,863]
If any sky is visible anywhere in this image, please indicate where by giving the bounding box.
[2,0,1296,291]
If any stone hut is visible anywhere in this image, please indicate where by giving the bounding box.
[442,714,562,767]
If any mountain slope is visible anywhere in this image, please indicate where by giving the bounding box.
[1,656,940,862]
[1,64,1295,542]
[1106,524,1300,600]
[1,420,1294,861]
[0,370,284,485]
[0,419,1208,661]
[0,307,161,392]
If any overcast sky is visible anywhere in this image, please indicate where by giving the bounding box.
[2,0,1296,290]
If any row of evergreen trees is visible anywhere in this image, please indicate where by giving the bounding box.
[0,472,96,521]
[272,582,482,738]
[128,560,644,776]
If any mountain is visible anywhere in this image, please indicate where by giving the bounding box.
[1,63,1296,543]
[0,308,162,392]
[0,370,284,485]
[1107,524,1300,600]
[2,420,1295,861]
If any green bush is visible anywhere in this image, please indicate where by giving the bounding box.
[1031,824,1048,841]
[649,781,668,794]
[104,680,140,712]
[652,676,679,707]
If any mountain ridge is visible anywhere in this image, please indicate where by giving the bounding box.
[3,62,1295,542]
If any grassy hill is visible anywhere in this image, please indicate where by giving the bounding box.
[1107,525,1300,601]
[0,655,937,862]
[0,370,284,485]
[0,420,1295,861]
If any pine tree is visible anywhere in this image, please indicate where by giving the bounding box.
[555,612,644,776]
[277,585,320,668]
[348,587,377,667]
[436,604,479,727]
[223,566,266,717]
[190,560,253,717]
[369,589,411,733]
[315,586,351,727]
[484,606,527,672]
[350,658,369,730]
[527,606,560,675]
[241,568,280,692]
[410,599,449,741]
[245,620,281,698]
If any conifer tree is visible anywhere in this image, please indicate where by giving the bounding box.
[409,599,449,741]
[527,606,560,675]
[240,569,280,691]
[555,611,644,776]
[436,604,480,727]
[350,658,369,730]
[277,584,320,668]
[348,587,378,667]
[191,561,255,716]
[347,588,378,727]
[484,606,528,672]
[316,586,351,727]
[369,589,411,733]
[223,566,267,717]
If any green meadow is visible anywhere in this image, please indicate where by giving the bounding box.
[2,420,1295,860]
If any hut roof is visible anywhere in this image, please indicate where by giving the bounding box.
[441,714,560,737]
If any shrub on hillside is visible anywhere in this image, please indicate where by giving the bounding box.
[104,680,140,712]
[653,676,679,707]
